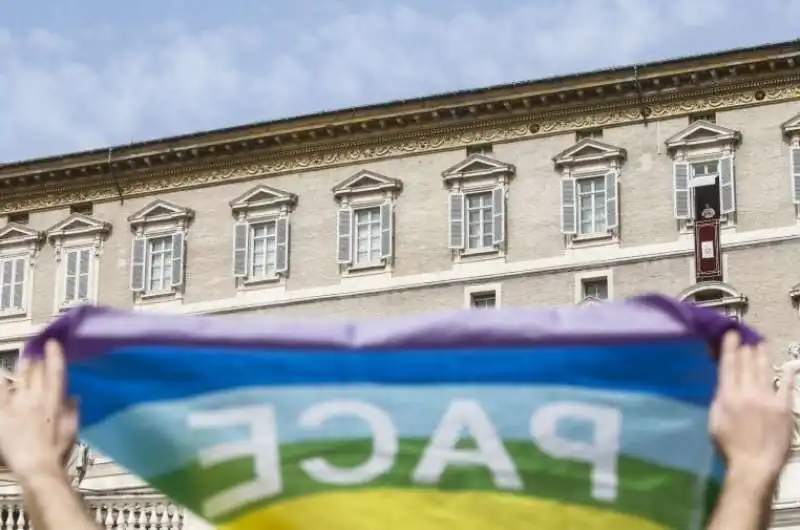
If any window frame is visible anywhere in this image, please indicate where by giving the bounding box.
[464,190,496,252]
[128,200,193,304]
[574,174,609,237]
[442,154,514,263]
[781,113,800,217]
[554,139,624,249]
[333,170,402,278]
[0,349,18,379]
[665,121,741,231]
[0,255,27,314]
[0,223,42,320]
[352,206,384,267]
[678,282,747,321]
[61,246,93,306]
[464,283,502,309]
[574,269,614,305]
[230,185,296,289]
[47,212,110,313]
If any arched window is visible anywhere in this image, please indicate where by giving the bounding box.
[678,281,747,320]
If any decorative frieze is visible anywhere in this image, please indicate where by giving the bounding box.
[0,75,798,215]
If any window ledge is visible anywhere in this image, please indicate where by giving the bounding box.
[452,251,505,273]
[342,263,391,278]
[569,233,617,247]
[454,247,504,264]
[136,290,182,306]
[240,275,284,288]
[681,217,736,234]
[0,309,27,321]
[58,300,91,313]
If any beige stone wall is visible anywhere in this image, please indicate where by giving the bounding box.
[1,98,798,341]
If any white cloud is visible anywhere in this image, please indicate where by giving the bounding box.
[0,0,797,162]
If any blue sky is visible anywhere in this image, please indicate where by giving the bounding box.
[0,0,798,163]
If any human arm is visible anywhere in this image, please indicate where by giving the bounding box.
[18,461,98,530]
[0,340,99,530]
[706,332,797,530]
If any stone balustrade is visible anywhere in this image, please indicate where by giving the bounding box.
[0,496,184,529]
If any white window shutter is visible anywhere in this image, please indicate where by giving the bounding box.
[380,202,393,260]
[673,162,690,219]
[232,221,249,278]
[560,178,576,234]
[78,248,91,300]
[605,169,619,231]
[337,207,353,264]
[65,249,78,302]
[170,232,186,289]
[792,146,800,204]
[130,236,146,292]
[718,155,735,215]
[275,216,289,274]
[492,186,505,245]
[12,258,24,309]
[448,192,465,249]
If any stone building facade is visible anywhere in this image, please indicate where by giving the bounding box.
[0,40,800,528]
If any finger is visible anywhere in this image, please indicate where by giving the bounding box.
[14,355,31,390]
[778,359,800,406]
[738,343,758,390]
[27,357,45,394]
[43,340,66,416]
[754,343,773,391]
[717,331,741,393]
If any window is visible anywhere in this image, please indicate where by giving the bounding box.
[7,212,29,225]
[333,170,402,273]
[70,203,94,216]
[679,282,746,320]
[354,207,382,265]
[233,218,288,281]
[689,112,716,124]
[577,177,607,235]
[448,188,506,253]
[465,283,502,308]
[249,222,278,277]
[782,113,800,208]
[230,185,295,284]
[582,278,609,300]
[470,291,497,308]
[672,157,734,222]
[63,248,91,304]
[466,144,494,157]
[465,192,495,250]
[576,129,603,141]
[666,122,740,225]
[442,155,514,258]
[47,213,109,311]
[553,139,624,244]
[337,204,392,267]
[0,350,18,375]
[145,236,175,292]
[0,224,41,317]
[561,171,617,238]
[0,257,25,311]
[128,200,193,299]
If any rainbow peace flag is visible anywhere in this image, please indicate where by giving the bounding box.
[24,294,757,530]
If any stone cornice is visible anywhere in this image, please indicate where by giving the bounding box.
[1,42,799,214]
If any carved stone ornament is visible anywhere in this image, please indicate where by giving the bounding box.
[65,443,90,487]
[774,344,800,450]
